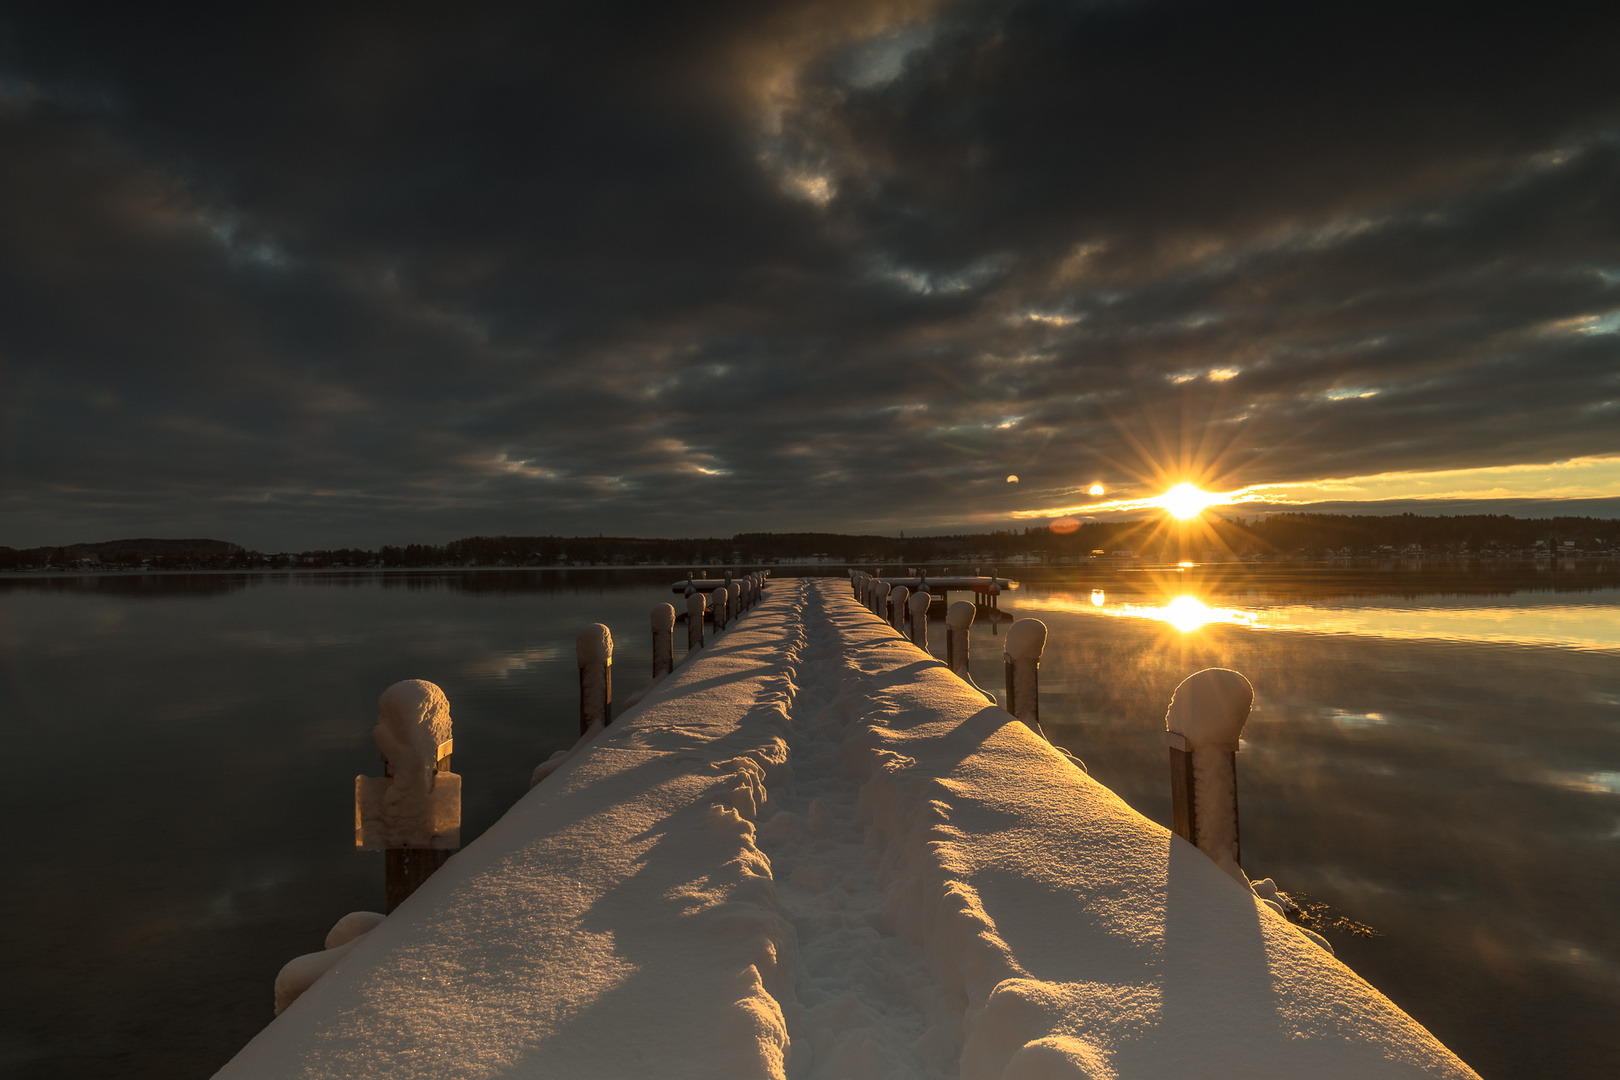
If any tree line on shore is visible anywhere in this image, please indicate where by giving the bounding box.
[1,513,1615,571]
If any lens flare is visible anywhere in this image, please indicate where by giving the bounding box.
[1007,475,1019,483]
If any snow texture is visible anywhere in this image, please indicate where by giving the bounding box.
[221,580,1477,1080]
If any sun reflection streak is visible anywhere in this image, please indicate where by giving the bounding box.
[1014,594,1620,651]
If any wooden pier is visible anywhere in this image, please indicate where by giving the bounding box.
[221,578,1479,1080]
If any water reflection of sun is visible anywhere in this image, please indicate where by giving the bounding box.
[1022,592,1260,633]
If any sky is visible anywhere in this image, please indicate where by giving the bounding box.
[2,1,1619,549]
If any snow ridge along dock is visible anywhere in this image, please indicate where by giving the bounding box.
[218,578,1478,1080]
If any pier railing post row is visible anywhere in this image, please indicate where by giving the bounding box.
[890,585,909,632]
[1003,618,1047,739]
[578,624,613,736]
[355,679,460,913]
[652,604,675,678]
[908,590,929,648]
[1164,668,1253,884]
[687,590,706,650]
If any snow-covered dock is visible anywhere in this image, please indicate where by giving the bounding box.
[217,578,1478,1080]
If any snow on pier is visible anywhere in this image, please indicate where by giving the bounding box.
[217,579,1477,1080]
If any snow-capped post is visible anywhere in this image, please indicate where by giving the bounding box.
[908,590,930,648]
[355,680,460,913]
[578,624,613,736]
[729,582,743,622]
[1004,618,1048,738]
[946,600,975,674]
[686,590,706,651]
[890,585,910,632]
[872,578,890,619]
[1165,668,1254,883]
[651,604,675,679]
[715,587,729,632]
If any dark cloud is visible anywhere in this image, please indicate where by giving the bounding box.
[1,0,1618,547]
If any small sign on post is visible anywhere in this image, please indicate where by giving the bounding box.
[355,679,460,913]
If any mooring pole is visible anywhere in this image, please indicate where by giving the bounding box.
[651,603,675,679]
[578,624,613,735]
[1165,668,1253,883]
[946,600,975,674]
[355,679,460,913]
[890,584,910,632]
[908,590,930,649]
[1004,618,1047,738]
[687,590,706,650]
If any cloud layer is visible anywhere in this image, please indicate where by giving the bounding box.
[3,1,1618,546]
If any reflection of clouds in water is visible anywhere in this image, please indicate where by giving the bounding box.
[1549,770,1620,796]
[460,644,566,682]
[1020,592,1620,651]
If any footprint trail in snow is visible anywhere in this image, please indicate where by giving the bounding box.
[758,583,957,1080]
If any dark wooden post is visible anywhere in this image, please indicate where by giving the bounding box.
[1003,618,1047,738]
[652,603,675,678]
[578,624,613,735]
[355,679,460,913]
[687,590,706,650]
[1165,668,1253,883]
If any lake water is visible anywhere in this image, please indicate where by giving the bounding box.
[2,564,1616,1078]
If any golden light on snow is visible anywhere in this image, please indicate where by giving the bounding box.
[1007,474,1019,483]
[1088,483,1105,496]
[1158,482,1220,519]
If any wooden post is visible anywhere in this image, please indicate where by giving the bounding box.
[1165,668,1253,883]
[687,590,706,650]
[890,585,909,632]
[729,582,743,623]
[652,603,675,678]
[872,578,890,618]
[1004,618,1047,738]
[578,623,612,735]
[946,600,975,675]
[908,590,930,649]
[355,679,460,913]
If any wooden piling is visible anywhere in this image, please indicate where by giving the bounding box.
[1003,618,1047,738]
[1164,668,1253,883]
[355,679,460,913]
[652,604,675,678]
[687,590,706,650]
[578,624,613,735]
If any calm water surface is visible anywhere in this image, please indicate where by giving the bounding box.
[2,564,1617,1079]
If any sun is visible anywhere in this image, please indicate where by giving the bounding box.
[1159,482,1218,519]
